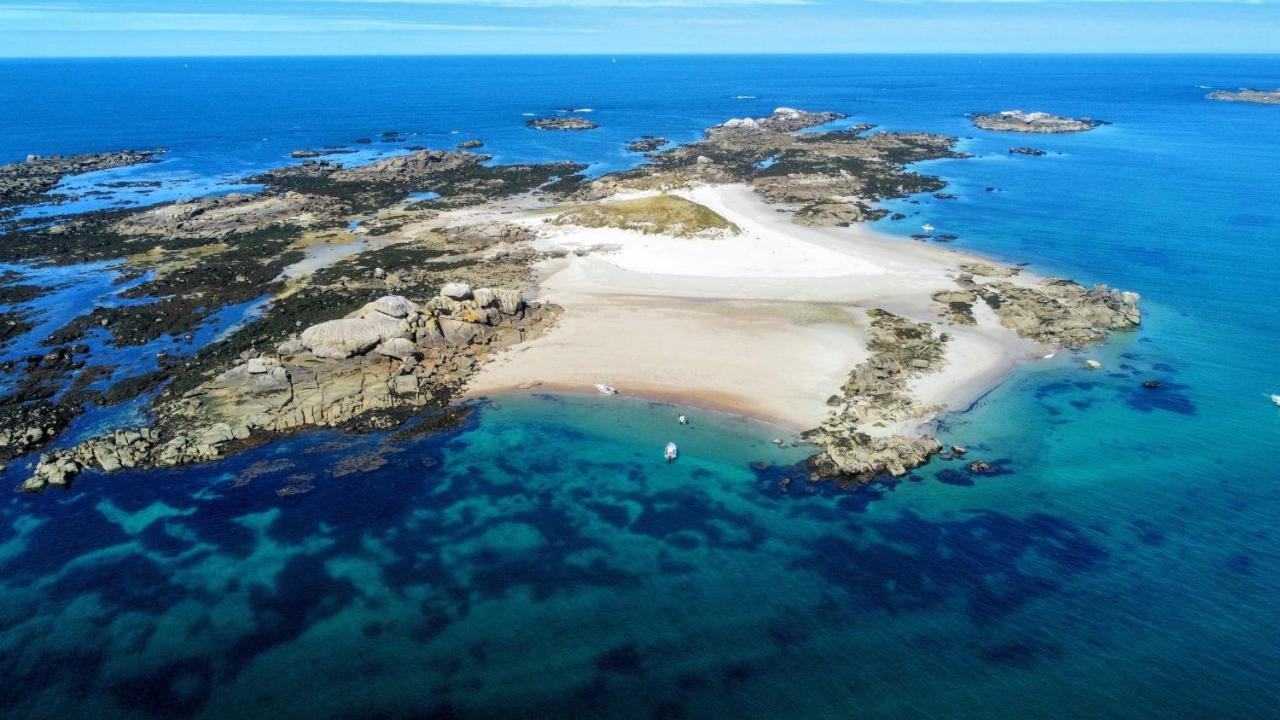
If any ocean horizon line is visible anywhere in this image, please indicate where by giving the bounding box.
[2,51,1278,61]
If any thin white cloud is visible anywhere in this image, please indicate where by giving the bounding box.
[0,7,582,32]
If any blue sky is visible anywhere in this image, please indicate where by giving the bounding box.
[0,0,1276,56]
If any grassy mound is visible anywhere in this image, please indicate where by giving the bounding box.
[553,194,738,237]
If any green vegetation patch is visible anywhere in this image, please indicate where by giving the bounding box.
[552,194,739,237]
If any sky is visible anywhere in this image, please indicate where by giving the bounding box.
[0,0,1276,57]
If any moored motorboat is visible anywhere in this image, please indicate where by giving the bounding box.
[595,384,618,395]
[664,442,679,462]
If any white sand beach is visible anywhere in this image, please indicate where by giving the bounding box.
[465,183,1041,431]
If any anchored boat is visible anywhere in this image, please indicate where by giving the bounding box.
[664,442,679,462]
[595,384,618,395]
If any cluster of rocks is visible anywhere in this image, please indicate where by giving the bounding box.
[1009,146,1047,156]
[803,311,948,485]
[972,111,1104,133]
[792,201,886,227]
[290,147,357,159]
[23,284,557,490]
[457,139,485,149]
[330,149,482,184]
[114,191,341,240]
[582,109,959,230]
[0,149,164,207]
[1206,88,1280,105]
[442,221,535,248]
[721,107,843,133]
[626,136,668,153]
[0,402,73,469]
[750,130,958,224]
[526,117,598,131]
[948,270,1141,346]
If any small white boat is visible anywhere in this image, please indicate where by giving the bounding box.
[677,414,688,425]
[595,384,618,396]
[664,442,679,462]
[921,223,935,234]
[1271,394,1280,407]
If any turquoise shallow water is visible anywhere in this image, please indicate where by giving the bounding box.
[1,56,1279,718]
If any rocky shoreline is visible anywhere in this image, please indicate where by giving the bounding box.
[24,284,557,490]
[0,149,164,208]
[973,110,1104,133]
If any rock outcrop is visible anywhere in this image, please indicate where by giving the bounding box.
[973,111,1104,133]
[1,149,164,207]
[114,191,341,239]
[1206,89,1280,105]
[23,287,557,491]
[803,311,948,486]
[951,270,1141,347]
[626,136,668,153]
[330,149,482,183]
[527,117,599,131]
[793,201,886,226]
[581,109,959,228]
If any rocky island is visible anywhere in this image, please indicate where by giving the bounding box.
[1206,88,1280,105]
[526,117,599,131]
[2,107,1140,493]
[973,110,1104,133]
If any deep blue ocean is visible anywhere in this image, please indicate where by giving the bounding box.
[1,55,1278,718]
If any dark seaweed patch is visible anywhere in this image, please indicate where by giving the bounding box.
[797,510,1107,624]
[110,657,213,718]
[1129,519,1167,546]
[596,644,644,674]
[583,501,630,528]
[1125,380,1195,415]
[629,489,766,551]
[226,553,358,675]
[978,639,1052,668]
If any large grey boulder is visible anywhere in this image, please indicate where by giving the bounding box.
[356,295,418,320]
[494,288,524,315]
[441,282,473,300]
[375,337,418,360]
[300,317,408,359]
